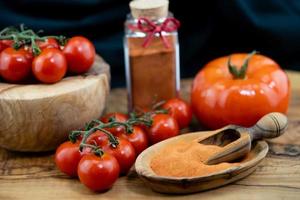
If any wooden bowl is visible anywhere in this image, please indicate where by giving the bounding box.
[0,55,110,152]
[135,132,269,194]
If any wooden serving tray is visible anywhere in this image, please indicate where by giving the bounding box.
[0,55,110,152]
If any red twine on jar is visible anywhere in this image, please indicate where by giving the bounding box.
[133,17,180,48]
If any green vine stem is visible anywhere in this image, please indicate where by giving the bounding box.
[69,109,168,156]
[80,143,104,157]
[228,50,257,79]
[152,100,166,110]
[95,127,119,148]
[0,25,67,56]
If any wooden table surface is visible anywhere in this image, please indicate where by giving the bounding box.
[1,71,300,200]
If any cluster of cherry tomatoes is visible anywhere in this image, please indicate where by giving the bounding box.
[55,98,192,192]
[0,35,95,84]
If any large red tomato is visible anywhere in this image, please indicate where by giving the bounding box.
[191,52,290,129]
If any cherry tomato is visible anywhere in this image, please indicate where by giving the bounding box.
[55,141,83,177]
[36,38,59,50]
[115,126,148,155]
[88,131,136,175]
[32,48,67,83]
[0,40,13,52]
[78,153,120,192]
[147,114,179,144]
[103,138,136,175]
[162,98,193,128]
[0,47,32,82]
[100,113,128,135]
[100,112,128,123]
[63,36,95,74]
[86,130,107,145]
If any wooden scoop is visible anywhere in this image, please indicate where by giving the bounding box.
[202,112,287,165]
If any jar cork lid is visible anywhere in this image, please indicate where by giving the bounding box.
[129,0,169,20]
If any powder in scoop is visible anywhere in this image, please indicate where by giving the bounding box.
[150,140,240,177]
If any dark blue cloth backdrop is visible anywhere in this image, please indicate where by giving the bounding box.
[0,0,299,87]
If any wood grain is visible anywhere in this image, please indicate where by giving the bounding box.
[0,70,299,199]
[0,56,110,152]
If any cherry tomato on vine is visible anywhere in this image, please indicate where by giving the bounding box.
[0,47,32,83]
[32,48,67,83]
[0,40,13,52]
[55,141,85,177]
[114,126,148,155]
[36,38,59,50]
[101,113,128,123]
[87,130,107,145]
[63,36,95,74]
[147,114,179,144]
[78,153,120,192]
[162,98,192,128]
[103,138,136,175]
[100,113,128,135]
[88,131,136,175]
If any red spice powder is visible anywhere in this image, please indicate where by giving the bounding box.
[128,35,177,110]
[150,140,240,177]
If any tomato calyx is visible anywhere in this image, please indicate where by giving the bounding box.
[0,24,66,56]
[228,50,257,79]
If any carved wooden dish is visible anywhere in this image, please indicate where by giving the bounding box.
[135,113,286,194]
[0,55,110,152]
[135,133,269,194]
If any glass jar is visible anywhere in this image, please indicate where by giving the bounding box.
[123,13,180,111]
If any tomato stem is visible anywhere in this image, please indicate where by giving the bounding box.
[0,25,67,55]
[84,119,103,131]
[69,109,168,156]
[30,36,42,56]
[96,127,119,148]
[130,118,152,128]
[69,130,85,143]
[152,100,166,110]
[80,143,104,157]
[228,50,257,79]
[78,127,99,151]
